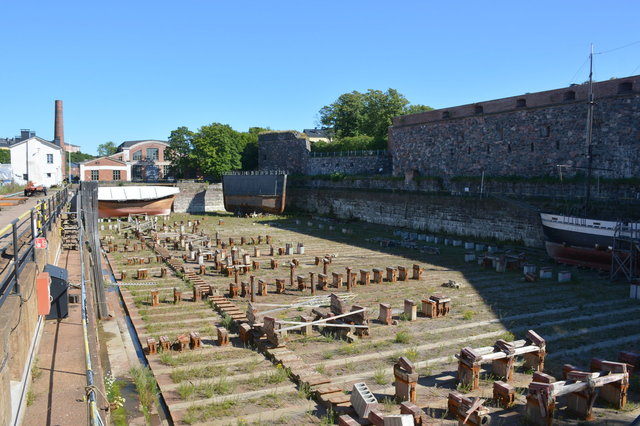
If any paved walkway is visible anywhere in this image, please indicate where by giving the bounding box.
[22,247,103,426]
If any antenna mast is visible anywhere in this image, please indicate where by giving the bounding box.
[584,44,595,213]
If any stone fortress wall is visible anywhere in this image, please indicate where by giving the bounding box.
[258,75,640,180]
[258,131,391,176]
[390,75,640,179]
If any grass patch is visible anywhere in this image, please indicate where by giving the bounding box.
[339,344,362,355]
[26,390,36,406]
[398,313,410,322]
[130,366,158,424]
[373,367,389,385]
[499,331,515,341]
[315,364,326,375]
[31,357,42,380]
[177,382,196,399]
[394,331,411,344]
[462,310,474,320]
[170,365,228,383]
[184,400,238,424]
[404,346,419,363]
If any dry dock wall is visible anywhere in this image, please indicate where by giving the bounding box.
[174,183,225,213]
[0,219,62,425]
[287,187,544,247]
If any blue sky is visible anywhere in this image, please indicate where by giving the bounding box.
[1,1,639,155]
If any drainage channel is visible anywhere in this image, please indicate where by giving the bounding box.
[103,253,173,425]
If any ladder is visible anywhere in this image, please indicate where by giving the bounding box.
[610,221,640,282]
[61,212,79,250]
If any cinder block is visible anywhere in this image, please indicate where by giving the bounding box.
[350,382,378,419]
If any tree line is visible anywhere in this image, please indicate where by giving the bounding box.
[162,88,431,180]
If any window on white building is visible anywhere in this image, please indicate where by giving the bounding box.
[113,170,121,180]
[47,154,54,163]
[91,170,99,180]
[46,173,51,178]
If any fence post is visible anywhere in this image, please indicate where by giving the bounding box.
[30,209,36,261]
[41,202,47,239]
[12,221,20,295]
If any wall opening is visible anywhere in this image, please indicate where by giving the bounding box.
[516,99,527,108]
[442,111,450,119]
[468,146,471,154]
[508,143,512,153]
[564,90,576,101]
[618,82,633,94]
[530,142,534,152]
[474,105,484,114]
[540,126,551,137]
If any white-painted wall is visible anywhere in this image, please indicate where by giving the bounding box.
[10,138,63,187]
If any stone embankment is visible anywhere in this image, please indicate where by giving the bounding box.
[174,182,224,213]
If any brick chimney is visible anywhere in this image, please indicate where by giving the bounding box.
[54,100,66,179]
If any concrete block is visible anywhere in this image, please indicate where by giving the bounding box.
[350,382,378,419]
[383,415,414,426]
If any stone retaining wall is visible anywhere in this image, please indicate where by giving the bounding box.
[174,183,225,213]
[287,187,545,247]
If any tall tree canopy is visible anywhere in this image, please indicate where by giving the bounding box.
[97,141,118,156]
[165,124,266,180]
[165,127,196,179]
[192,123,242,180]
[319,89,432,141]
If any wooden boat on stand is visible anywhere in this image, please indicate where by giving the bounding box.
[98,186,180,218]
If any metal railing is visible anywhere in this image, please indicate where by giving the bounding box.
[0,187,70,310]
[309,149,389,157]
[76,188,106,426]
[223,170,287,176]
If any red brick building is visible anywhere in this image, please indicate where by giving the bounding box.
[80,139,171,182]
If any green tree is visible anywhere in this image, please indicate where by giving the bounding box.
[361,89,409,141]
[238,127,270,171]
[318,89,432,141]
[319,91,366,139]
[165,127,196,178]
[0,149,10,164]
[97,141,118,156]
[404,104,434,115]
[191,123,243,180]
[69,152,95,163]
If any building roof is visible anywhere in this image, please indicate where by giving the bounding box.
[118,139,168,149]
[81,155,127,165]
[8,136,62,151]
[303,128,329,138]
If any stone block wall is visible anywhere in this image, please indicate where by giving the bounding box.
[287,187,545,247]
[258,131,310,174]
[389,76,640,179]
[307,154,392,176]
[0,216,63,425]
[258,131,391,176]
[174,182,225,213]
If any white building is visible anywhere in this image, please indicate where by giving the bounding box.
[9,137,63,187]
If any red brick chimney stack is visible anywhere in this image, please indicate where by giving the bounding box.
[54,100,66,179]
